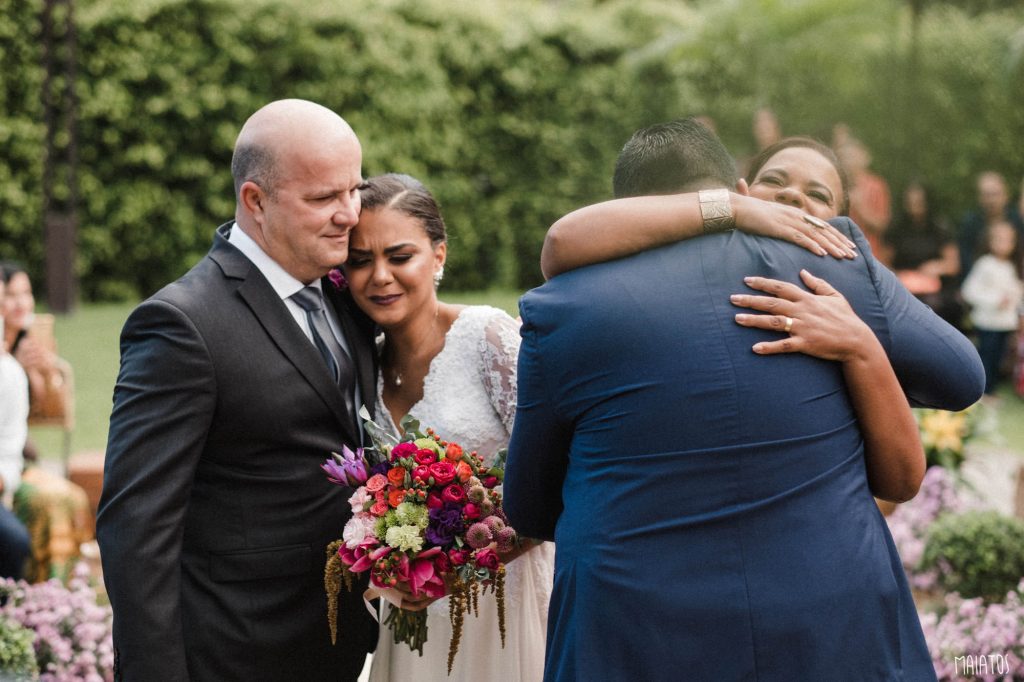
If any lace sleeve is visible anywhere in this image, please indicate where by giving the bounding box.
[479,309,522,435]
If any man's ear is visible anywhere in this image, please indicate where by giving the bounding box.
[735,178,750,196]
[239,181,265,220]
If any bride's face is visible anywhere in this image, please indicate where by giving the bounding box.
[748,147,843,220]
[345,207,446,329]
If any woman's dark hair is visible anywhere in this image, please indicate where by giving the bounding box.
[359,173,446,245]
[745,136,850,215]
[0,260,28,285]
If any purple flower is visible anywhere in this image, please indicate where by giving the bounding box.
[425,502,465,547]
[327,268,348,290]
[322,445,368,487]
[369,460,391,477]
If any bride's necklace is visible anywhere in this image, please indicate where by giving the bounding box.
[387,306,442,388]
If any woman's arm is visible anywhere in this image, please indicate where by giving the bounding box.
[541,193,857,279]
[730,270,924,502]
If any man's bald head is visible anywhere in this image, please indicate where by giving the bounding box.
[231,99,357,201]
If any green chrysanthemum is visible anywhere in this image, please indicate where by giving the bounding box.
[385,524,425,553]
[395,502,429,529]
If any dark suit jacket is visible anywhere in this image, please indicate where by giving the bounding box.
[505,218,981,681]
[97,223,377,681]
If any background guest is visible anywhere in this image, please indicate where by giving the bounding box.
[0,274,31,580]
[1,262,72,423]
[887,180,962,329]
[836,137,892,261]
[961,220,1024,400]
[957,171,1024,277]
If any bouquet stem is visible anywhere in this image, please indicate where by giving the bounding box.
[383,605,429,656]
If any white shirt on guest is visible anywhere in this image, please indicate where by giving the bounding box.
[0,350,28,506]
[962,254,1024,332]
[227,222,362,417]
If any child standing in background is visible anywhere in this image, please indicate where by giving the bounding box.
[962,220,1024,399]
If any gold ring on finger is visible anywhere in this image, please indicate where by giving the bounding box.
[783,316,794,333]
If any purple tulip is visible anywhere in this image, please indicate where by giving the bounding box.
[322,445,368,487]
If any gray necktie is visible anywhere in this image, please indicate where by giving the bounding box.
[291,286,356,424]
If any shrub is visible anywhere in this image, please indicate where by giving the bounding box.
[0,616,39,681]
[920,510,1024,601]
[920,580,1024,681]
[0,564,113,682]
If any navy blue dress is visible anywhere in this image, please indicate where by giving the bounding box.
[506,219,983,681]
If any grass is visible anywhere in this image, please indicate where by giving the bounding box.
[29,292,1024,463]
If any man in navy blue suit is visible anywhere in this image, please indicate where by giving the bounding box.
[504,119,982,681]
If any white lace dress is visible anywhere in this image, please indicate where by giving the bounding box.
[368,306,555,682]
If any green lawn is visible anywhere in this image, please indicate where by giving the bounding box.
[30,290,526,459]
[30,292,1024,462]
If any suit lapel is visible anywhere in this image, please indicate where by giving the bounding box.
[209,225,360,446]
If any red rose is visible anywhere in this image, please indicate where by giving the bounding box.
[475,548,500,571]
[463,502,481,520]
[448,548,470,566]
[429,461,456,486]
[387,467,407,488]
[390,442,417,462]
[433,553,451,576]
[426,492,443,509]
[414,448,438,465]
[441,484,466,505]
[412,465,431,484]
[482,476,499,489]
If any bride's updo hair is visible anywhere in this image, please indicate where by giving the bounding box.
[359,173,447,246]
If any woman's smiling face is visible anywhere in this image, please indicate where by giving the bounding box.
[748,146,843,220]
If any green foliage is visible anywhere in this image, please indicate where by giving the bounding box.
[0,616,38,680]
[1,0,1022,300]
[920,510,1024,601]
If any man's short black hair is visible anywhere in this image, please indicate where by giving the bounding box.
[612,118,737,198]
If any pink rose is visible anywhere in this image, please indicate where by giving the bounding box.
[475,548,500,571]
[441,483,466,505]
[365,474,389,493]
[426,491,443,509]
[390,442,417,462]
[463,503,481,520]
[370,501,389,517]
[482,476,499,489]
[413,448,438,465]
[429,461,456,486]
[412,465,431,484]
[448,548,470,566]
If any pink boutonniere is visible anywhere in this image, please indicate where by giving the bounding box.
[328,267,348,290]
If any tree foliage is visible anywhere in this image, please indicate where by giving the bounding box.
[1,0,1022,300]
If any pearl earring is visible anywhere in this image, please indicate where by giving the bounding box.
[433,266,444,287]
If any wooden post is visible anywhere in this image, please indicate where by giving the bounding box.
[40,0,79,313]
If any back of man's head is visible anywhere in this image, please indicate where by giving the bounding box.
[612,118,738,199]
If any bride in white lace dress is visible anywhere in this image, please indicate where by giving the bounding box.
[344,173,554,682]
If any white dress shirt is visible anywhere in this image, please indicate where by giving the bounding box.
[227,223,363,416]
[0,350,28,506]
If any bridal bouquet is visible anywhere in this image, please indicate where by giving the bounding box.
[323,410,517,673]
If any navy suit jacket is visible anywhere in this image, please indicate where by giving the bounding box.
[505,217,981,681]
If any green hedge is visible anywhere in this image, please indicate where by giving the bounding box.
[1,0,1022,301]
